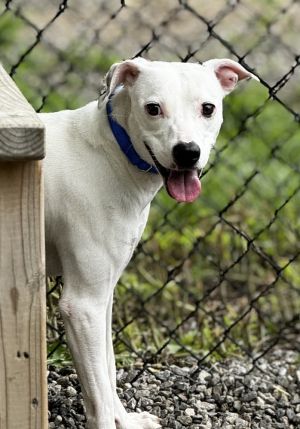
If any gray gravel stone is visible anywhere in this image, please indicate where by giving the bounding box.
[48,349,299,428]
[242,391,257,402]
[198,369,211,384]
[66,386,77,397]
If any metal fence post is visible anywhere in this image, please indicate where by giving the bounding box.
[0,65,47,429]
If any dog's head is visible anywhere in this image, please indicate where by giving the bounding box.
[103,58,258,203]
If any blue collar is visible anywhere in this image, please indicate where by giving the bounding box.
[106,96,158,174]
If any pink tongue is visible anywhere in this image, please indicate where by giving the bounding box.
[167,170,201,203]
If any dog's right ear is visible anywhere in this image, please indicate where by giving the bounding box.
[203,58,259,95]
[103,59,146,97]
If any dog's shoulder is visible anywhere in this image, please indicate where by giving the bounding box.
[39,102,102,148]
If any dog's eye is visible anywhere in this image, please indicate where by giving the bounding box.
[145,103,162,117]
[202,103,215,118]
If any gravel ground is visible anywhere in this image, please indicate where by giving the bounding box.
[48,349,300,429]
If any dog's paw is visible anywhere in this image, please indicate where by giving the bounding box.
[116,411,161,429]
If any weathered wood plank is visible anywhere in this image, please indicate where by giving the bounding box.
[0,64,44,160]
[0,161,47,429]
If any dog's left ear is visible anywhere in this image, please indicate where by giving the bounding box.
[104,58,148,96]
[203,58,259,95]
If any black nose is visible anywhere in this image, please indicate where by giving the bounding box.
[172,142,200,169]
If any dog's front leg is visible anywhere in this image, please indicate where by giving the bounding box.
[59,274,116,429]
[106,292,161,429]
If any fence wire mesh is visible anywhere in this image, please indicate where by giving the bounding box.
[1,0,299,398]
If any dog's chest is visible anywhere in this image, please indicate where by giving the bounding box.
[105,202,150,267]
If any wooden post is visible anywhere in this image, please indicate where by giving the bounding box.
[0,65,47,428]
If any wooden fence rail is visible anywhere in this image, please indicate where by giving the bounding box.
[0,64,47,429]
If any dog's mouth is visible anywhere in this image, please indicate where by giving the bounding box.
[145,144,202,203]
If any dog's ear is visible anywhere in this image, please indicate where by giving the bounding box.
[203,59,259,94]
[104,59,148,96]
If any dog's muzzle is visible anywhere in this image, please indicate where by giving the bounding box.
[145,143,202,203]
[172,142,200,169]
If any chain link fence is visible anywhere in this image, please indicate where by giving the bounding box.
[1,0,299,399]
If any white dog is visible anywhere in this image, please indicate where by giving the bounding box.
[41,58,257,429]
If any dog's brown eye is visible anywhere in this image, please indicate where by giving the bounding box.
[202,103,215,118]
[145,103,162,117]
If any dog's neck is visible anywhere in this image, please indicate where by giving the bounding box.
[106,94,158,174]
[78,95,162,211]
[106,89,158,166]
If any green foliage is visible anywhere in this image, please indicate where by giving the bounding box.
[0,11,22,48]
[47,342,72,367]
